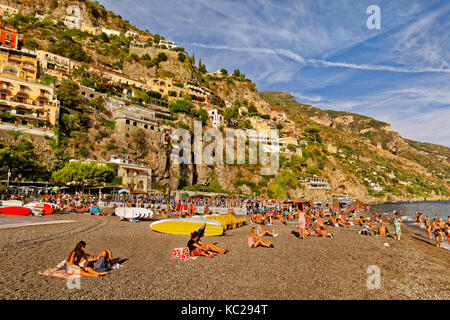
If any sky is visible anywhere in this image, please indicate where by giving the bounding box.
[97,0,450,147]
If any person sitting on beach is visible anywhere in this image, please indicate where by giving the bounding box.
[318,225,333,238]
[187,231,216,258]
[194,223,227,254]
[65,241,113,277]
[257,222,277,237]
[248,228,273,248]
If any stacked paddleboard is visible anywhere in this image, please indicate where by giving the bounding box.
[115,207,154,219]
[150,218,225,237]
[203,213,247,230]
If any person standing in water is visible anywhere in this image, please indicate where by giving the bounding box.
[393,211,403,241]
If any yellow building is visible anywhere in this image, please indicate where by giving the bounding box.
[146,77,184,101]
[248,117,272,136]
[35,50,77,79]
[0,47,38,81]
[108,155,152,193]
[0,75,60,133]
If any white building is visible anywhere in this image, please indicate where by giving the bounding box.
[159,40,177,49]
[101,28,121,37]
[303,177,331,190]
[125,30,139,38]
[64,5,81,29]
[208,109,224,128]
[0,4,19,16]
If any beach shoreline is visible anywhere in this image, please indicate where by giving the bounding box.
[0,211,448,300]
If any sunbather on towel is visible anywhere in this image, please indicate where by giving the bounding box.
[194,223,227,254]
[187,230,216,258]
[65,241,113,277]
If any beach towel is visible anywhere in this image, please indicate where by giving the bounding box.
[38,267,71,279]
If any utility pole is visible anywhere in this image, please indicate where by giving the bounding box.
[7,168,11,189]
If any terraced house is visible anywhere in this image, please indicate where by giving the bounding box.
[0,46,37,81]
[0,47,59,136]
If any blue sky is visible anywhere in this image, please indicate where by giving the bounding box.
[98,0,450,147]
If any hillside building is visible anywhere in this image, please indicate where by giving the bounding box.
[0,4,19,17]
[207,109,224,128]
[0,75,60,136]
[303,177,331,190]
[0,46,38,81]
[158,40,177,49]
[0,26,18,49]
[64,5,81,29]
[108,154,152,193]
[35,50,77,79]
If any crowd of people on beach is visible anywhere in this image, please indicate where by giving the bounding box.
[416,211,450,247]
[2,190,448,276]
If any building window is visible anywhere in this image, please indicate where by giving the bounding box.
[150,126,154,130]
[144,124,148,129]
[126,120,130,124]
[133,122,137,126]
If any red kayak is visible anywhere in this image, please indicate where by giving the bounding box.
[0,206,31,215]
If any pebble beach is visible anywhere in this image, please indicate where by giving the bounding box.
[0,212,449,300]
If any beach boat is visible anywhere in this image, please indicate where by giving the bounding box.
[115,207,154,219]
[150,218,224,236]
[24,202,55,215]
[0,206,31,215]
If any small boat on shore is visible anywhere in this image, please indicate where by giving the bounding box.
[0,206,31,215]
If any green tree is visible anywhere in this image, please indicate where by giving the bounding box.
[56,80,83,110]
[170,99,191,114]
[52,162,116,186]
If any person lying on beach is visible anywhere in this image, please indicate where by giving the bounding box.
[248,228,273,248]
[318,225,333,238]
[257,222,278,237]
[65,241,113,277]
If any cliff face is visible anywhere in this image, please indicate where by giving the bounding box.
[128,47,195,83]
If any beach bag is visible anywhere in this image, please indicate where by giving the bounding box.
[93,256,111,272]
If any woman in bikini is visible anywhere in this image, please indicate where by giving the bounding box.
[187,231,216,258]
[195,223,227,254]
[65,241,112,277]
[257,222,277,237]
[248,228,273,248]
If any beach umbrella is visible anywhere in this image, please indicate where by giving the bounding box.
[52,186,60,191]
[118,188,130,194]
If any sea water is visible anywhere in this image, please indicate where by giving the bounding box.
[371,201,450,250]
